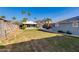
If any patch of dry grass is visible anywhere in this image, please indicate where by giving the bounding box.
[0,29,62,45]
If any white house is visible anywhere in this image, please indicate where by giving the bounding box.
[52,16,79,35]
[22,21,37,29]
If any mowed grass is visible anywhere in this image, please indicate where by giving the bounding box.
[22,29,63,39]
[0,29,63,45]
[46,36,79,51]
[0,29,79,52]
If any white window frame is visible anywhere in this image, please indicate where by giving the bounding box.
[72,22,78,27]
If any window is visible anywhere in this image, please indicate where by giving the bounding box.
[72,22,78,27]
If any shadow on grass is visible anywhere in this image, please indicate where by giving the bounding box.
[0,45,5,49]
[38,29,54,33]
[0,35,79,52]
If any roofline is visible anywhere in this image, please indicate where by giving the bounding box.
[0,18,9,22]
[0,18,4,20]
[55,16,79,24]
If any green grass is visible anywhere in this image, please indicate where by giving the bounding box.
[0,45,5,49]
[47,36,79,51]
[0,29,79,52]
[0,43,5,49]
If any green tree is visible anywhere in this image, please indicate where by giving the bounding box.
[42,18,52,29]
[27,10,31,16]
[21,9,31,20]
[21,17,28,30]
[21,9,26,17]
[21,9,31,30]
[21,18,28,22]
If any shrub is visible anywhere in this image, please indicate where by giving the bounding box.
[58,30,65,33]
[21,25,26,30]
[66,31,72,34]
[43,24,52,29]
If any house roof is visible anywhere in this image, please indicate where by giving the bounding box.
[0,18,9,22]
[23,21,37,24]
[57,16,79,24]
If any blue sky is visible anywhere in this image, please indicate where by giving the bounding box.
[0,7,79,22]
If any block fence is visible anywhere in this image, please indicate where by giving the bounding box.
[0,19,20,40]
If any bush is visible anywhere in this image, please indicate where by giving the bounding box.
[21,25,26,30]
[43,24,52,29]
[58,30,65,33]
[58,30,72,35]
[66,31,72,34]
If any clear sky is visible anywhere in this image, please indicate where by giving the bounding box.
[0,7,79,22]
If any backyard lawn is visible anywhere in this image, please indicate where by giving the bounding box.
[0,29,79,52]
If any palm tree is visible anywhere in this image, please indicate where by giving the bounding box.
[27,10,31,21]
[27,10,31,16]
[21,9,31,21]
[21,9,26,17]
[22,10,26,14]
[21,9,27,23]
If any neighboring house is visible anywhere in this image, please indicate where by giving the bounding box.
[36,20,53,29]
[52,16,79,35]
[35,20,45,28]
[22,21,37,29]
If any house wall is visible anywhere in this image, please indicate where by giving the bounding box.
[52,23,79,35]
